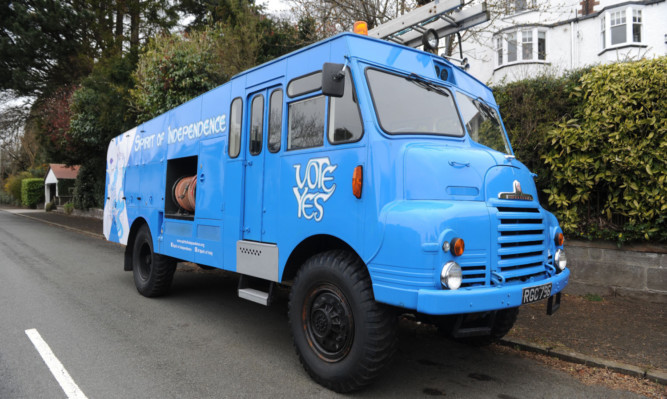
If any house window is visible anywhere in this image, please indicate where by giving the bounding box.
[507,32,517,62]
[522,30,533,60]
[496,28,547,66]
[505,0,534,14]
[610,10,626,45]
[601,15,606,49]
[601,7,643,50]
[538,31,546,60]
[496,37,503,65]
[632,9,642,42]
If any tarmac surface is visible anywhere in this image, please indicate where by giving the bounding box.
[2,206,665,386]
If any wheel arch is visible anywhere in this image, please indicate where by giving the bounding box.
[281,234,363,283]
[124,217,150,271]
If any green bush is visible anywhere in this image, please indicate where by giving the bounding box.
[72,163,104,210]
[543,57,667,242]
[0,189,15,205]
[493,69,588,202]
[131,28,228,122]
[64,202,74,215]
[21,178,44,208]
[45,202,56,212]
[3,171,33,202]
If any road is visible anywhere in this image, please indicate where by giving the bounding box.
[0,210,641,398]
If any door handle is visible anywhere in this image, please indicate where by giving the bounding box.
[448,160,470,168]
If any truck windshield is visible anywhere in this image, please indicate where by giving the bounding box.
[456,92,510,155]
[366,69,463,137]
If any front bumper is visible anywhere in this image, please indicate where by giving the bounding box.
[373,268,569,315]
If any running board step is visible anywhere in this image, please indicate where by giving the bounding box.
[238,275,274,306]
[238,288,270,305]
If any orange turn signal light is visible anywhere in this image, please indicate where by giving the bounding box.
[354,21,368,36]
[352,165,363,199]
[555,232,564,246]
[451,238,465,256]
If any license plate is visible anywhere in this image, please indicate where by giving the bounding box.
[522,283,552,304]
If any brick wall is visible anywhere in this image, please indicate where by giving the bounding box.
[565,240,666,303]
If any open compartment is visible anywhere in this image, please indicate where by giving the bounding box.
[165,155,198,220]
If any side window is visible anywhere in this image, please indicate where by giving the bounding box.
[229,98,242,158]
[249,95,263,155]
[328,76,363,144]
[287,72,322,98]
[288,96,325,151]
[268,89,283,152]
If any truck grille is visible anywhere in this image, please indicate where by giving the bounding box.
[458,251,487,288]
[495,206,547,284]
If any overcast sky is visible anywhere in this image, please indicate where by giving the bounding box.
[258,0,291,18]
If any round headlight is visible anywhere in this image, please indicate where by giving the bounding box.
[422,29,439,52]
[441,261,462,290]
[555,249,567,271]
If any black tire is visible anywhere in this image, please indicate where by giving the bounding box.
[132,225,177,297]
[455,308,519,346]
[288,250,396,393]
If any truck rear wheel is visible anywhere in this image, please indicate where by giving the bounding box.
[132,225,176,297]
[288,250,396,393]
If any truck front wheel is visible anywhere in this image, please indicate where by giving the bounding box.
[288,250,396,393]
[132,225,177,297]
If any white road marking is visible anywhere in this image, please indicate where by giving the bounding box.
[25,329,88,399]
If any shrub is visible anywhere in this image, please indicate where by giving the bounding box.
[493,69,588,202]
[543,57,667,242]
[64,202,74,215]
[0,189,15,205]
[45,202,56,212]
[72,163,104,210]
[3,171,33,202]
[21,178,44,208]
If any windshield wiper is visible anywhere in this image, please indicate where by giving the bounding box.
[406,73,450,97]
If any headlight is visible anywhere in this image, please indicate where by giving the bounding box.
[441,261,462,290]
[555,249,567,271]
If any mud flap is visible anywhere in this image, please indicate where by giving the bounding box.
[546,292,561,315]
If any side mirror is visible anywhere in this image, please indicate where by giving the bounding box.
[322,63,345,98]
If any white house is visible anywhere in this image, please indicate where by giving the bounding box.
[44,163,79,207]
[461,0,667,84]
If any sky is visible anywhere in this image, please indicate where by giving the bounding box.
[258,0,291,18]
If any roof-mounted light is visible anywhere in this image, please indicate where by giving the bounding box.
[422,29,439,53]
[354,21,368,36]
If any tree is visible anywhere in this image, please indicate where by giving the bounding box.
[67,55,137,208]
[0,0,95,97]
[132,4,318,122]
[0,92,33,177]
[286,0,417,36]
[32,86,79,165]
[131,28,228,122]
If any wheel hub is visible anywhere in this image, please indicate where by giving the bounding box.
[305,286,354,362]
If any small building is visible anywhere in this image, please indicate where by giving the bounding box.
[44,164,79,207]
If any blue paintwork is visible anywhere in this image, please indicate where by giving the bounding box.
[104,32,568,316]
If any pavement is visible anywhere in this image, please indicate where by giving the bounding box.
[2,205,665,386]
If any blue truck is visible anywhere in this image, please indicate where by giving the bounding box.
[104,30,569,392]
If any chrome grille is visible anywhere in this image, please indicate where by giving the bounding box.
[495,206,547,284]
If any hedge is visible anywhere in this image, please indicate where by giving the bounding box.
[542,57,666,242]
[21,178,44,208]
[494,57,666,243]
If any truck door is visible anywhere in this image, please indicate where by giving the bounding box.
[242,86,282,242]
